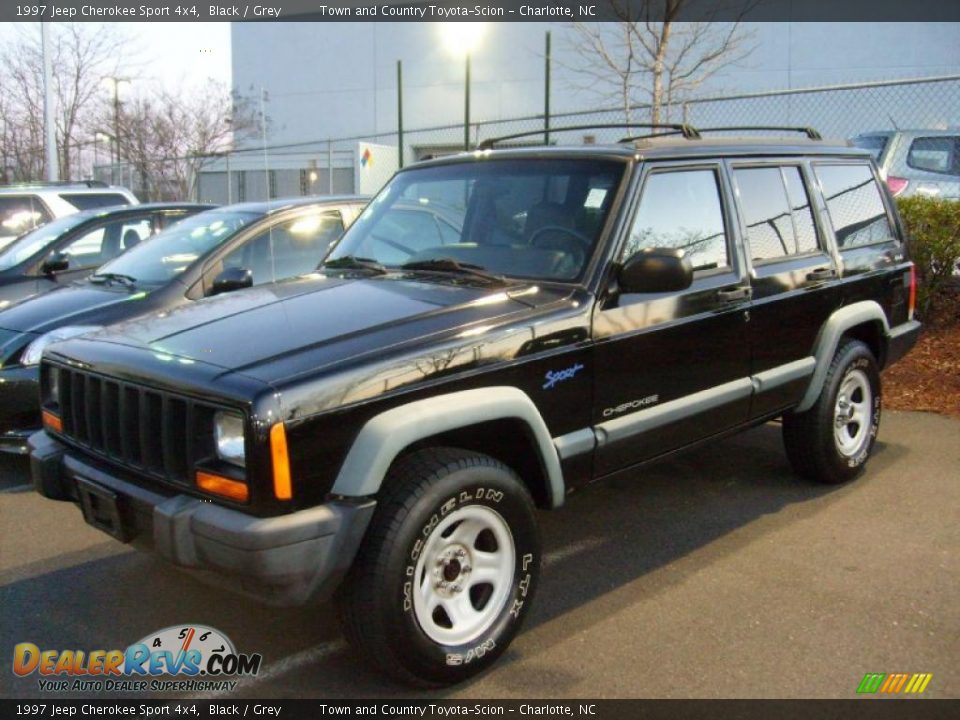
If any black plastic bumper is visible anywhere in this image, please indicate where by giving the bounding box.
[886,320,922,368]
[0,365,40,455]
[29,431,376,606]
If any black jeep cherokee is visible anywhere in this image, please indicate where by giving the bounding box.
[30,126,921,686]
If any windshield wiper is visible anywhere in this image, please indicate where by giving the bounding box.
[89,272,137,288]
[321,256,387,275]
[401,258,507,286]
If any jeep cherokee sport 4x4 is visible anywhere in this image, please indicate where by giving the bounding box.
[30,125,920,686]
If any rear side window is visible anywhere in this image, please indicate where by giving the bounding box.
[58,193,132,211]
[0,195,52,239]
[851,135,890,162]
[626,168,729,272]
[734,166,820,261]
[814,164,896,248]
[906,136,960,177]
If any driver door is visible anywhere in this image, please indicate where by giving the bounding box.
[592,162,753,476]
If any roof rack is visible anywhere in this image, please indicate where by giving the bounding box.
[694,125,823,140]
[477,123,701,150]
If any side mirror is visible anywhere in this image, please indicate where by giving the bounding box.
[210,267,253,296]
[618,247,693,294]
[41,251,70,275]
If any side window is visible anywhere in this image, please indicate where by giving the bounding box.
[734,166,820,261]
[61,217,153,267]
[221,210,344,285]
[57,193,132,211]
[625,168,729,272]
[814,164,896,248]
[0,195,52,240]
[906,136,960,177]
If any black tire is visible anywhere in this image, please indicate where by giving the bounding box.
[338,447,541,687]
[783,339,882,484]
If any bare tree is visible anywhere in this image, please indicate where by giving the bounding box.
[115,81,258,201]
[0,23,134,180]
[567,0,757,125]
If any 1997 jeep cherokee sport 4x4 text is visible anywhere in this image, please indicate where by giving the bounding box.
[30,125,920,686]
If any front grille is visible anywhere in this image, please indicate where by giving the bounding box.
[53,365,218,487]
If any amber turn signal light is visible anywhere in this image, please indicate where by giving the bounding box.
[196,471,249,503]
[270,422,292,500]
[42,410,62,433]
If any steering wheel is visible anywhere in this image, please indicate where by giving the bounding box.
[528,225,593,269]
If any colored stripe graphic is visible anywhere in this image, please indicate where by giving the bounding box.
[857,672,932,694]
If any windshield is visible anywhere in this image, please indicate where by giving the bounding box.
[94,209,262,284]
[0,213,92,271]
[328,158,626,281]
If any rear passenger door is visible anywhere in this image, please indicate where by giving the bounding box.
[592,162,752,476]
[729,161,841,418]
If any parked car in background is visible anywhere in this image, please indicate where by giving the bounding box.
[0,195,365,453]
[0,203,213,309]
[0,182,139,252]
[852,129,960,199]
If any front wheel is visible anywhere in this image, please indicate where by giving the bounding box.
[338,447,540,686]
[783,339,882,484]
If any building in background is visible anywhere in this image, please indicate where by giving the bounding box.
[198,21,960,202]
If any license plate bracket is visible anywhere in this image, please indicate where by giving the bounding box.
[76,477,131,543]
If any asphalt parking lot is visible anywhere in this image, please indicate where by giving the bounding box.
[1,410,957,700]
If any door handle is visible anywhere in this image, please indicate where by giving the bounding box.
[806,267,836,282]
[717,286,752,302]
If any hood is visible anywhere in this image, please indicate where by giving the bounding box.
[0,282,153,335]
[90,274,570,380]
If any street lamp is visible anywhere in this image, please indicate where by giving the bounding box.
[441,23,485,150]
[102,76,130,165]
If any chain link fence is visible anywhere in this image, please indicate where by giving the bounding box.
[94,74,960,203]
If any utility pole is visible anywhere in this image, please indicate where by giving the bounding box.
[544,31,551,146]
[397,60,404,169]
[260,86,269,199]
[103,76,129,169]
[41,23,58,181]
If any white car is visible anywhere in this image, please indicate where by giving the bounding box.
[0,182,139,252]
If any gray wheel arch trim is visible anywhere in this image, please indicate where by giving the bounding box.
[330,386,565,508]
[796,300,889,413]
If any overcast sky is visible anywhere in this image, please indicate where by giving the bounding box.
[0,22,233,92]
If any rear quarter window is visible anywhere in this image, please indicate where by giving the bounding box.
[814,163,897,249]
[906,136,960,177]
[58,193,132,211]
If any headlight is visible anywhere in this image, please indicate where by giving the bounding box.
[214,411,246,468]
[21,326,103,367]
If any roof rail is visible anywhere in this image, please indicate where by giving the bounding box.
[0,179,110,189]
[695,125,823,140]
[476,123,701,150]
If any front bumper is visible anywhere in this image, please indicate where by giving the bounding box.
[30,431,376,606]
[0,365,40,454]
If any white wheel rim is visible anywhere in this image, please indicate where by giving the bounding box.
[834,369,872,458]
[412,505,516,646]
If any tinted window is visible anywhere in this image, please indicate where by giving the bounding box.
[851,135,890,162]
[221,210,344,285]
[815,164,896,248]
[0,195,52,240]
[907,136,960,177]
[625,169,729,272]
[331,159,625,281]
[735,166,820,261]
[61,217,153,269]
[58,193,132,211]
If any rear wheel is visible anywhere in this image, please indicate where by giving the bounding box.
[783,339,881,484]
[338,447,540,686]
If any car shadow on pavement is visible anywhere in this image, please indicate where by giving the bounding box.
[0,423,905,699]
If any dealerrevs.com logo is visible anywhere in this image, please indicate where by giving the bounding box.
[12,624,262,693]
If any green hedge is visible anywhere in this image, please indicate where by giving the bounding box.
[896,196,960,318]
